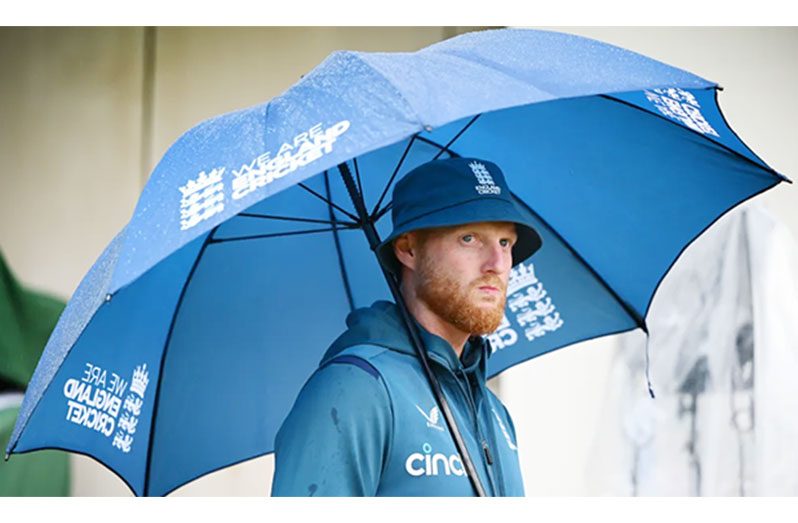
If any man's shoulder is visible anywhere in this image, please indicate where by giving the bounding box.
[325,343,391,363]
[483,382,507,406]
[319,344,424,398]
[481,383,517,426]
[320,345,385,382]
[322,344,417,371]
[287,347,395,417]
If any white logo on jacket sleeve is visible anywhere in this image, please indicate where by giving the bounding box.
[415,404,444,431]
[492,408,518,451]
[405,442,466,477]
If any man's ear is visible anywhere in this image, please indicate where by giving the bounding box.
[393,232,419,272]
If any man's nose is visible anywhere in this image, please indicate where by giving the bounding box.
[482,242,510,273]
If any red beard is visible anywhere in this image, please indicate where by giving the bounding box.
[415,255,507,335]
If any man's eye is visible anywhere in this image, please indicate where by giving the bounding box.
[462,234,474,243]
[500,239,510,247]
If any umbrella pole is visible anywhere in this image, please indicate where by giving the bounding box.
[337,162,488,497]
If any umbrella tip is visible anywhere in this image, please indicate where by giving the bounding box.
[3,452,9,462]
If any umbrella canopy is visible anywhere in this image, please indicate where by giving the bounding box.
[5,28,789,496]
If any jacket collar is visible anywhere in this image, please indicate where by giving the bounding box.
[321,300,490,378]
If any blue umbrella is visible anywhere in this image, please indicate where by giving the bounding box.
[5,28,790,496]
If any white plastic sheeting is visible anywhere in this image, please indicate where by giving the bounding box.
[586,202,798,496]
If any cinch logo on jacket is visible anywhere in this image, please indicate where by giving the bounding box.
[404,443,465,477]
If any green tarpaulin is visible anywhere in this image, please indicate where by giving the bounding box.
[0,250,70,496]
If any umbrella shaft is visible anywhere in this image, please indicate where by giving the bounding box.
[336,164,381,251]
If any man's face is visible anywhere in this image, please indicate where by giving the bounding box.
[410,221,517,336]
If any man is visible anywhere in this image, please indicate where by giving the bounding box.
[271,157,542,496]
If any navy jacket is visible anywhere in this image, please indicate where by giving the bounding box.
[271,300,524,496]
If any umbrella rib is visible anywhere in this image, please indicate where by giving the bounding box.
[237,212,357,227]
[431,114,480,161]
[353,158,363,199]
[598,91,791,183]
[374,201,393,222]
[416,135,461,159]
[325,171,355,311]
[371,133,418,218]
[512,193,647,333]
[370,120,475,221]
[143,225,219,496]
[208,225,358,244]
[297,182,360,222]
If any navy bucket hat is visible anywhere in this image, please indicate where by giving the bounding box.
[376,157,543,275]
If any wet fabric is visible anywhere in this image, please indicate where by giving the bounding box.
[272,301,524,496]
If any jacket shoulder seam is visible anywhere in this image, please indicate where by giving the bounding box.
[328,343,391,362]
[323,355,381,380]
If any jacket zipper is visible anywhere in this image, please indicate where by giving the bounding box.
[483,441,494,465]
[427,353,499,496]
